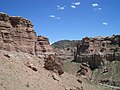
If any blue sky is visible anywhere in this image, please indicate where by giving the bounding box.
[0,0,120,43]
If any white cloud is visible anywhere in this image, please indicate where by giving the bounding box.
[93,7,102,12]
[71,5,76,8]
[71,2,80,9]
[56,17,61,20]
[57,5,65,10]
[49,15,61,20]
[98,8,102,10]
[92,3,102,12]
[102,22,108,25]
[49,15,55,18]
[72,2,80,6]
[92,3,99,7]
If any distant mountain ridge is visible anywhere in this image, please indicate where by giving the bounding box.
[51,40,81,49]
[51,40,81,60]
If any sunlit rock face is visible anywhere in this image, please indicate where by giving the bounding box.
[35,36,54,58]
[74,35,120,70]
[0,12,54,57]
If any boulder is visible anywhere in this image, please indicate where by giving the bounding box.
[44,54,64,75]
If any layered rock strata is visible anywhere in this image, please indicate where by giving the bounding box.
[0,12,54,57]
[74,35,120,70]
[35,36,54,58]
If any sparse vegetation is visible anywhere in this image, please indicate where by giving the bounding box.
[25,83,30,88]
[51,40,81,49]
[63,60,80,75]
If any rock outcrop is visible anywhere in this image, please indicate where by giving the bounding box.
[74,35,120,70]
[35,36,54,58]
[44,54,64,75]
[0,12,54,57]
[0,12,36,54]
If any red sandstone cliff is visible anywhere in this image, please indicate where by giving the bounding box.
[0,12,54,57]
[74,35,120,70]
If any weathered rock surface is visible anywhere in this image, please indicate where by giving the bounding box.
[74,35,120,70]
[35,36,54,58]
[77,64,90,77]
[44,54,64,75]
[0,12,36,54]
[0,12,54,57]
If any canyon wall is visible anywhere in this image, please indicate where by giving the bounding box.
[74,35,120,70]
[0,12,54,57]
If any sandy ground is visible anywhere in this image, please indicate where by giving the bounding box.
[0,50,111,90]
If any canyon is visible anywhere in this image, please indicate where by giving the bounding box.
[0,12,119,90]
[52,35,120,88]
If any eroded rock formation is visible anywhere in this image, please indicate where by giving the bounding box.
[0,12,54,57]
[35,36,54,58]
[0,12,36,54]
[74,35,120,70]
[0,12,63,75]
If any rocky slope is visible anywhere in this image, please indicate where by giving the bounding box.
[0,50,81,90]
[0,50,111,90]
